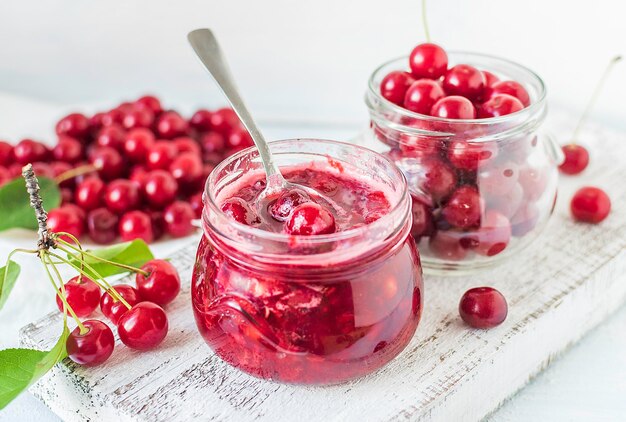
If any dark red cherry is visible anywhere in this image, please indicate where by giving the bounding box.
[404,79,445,115]
[489,81,530,107]
[100,284,141,324]
[55,113,89,139]
[56,275,101,317]
[442,185,482,229]
[146,141,177,170]
[122,107,155,130]
[169,152,203,190]
[285,203,336,235]
[119,211,154,242]
[220,197,259,225]
[89,146,125,180]
[570,186,611,223]
[559,144,589,175]
[117,302,169,350]
[478,94,524,118]
[226,128,254,150]
[421,158,457,203]
[410,197,434,238]
[173,137,201,155]
[143,170,178,208]
[156,111,188,139]
[409,43,448,79]
[47,206,85,239]
[430,96,476,119]
[53,136,83,163]
[96,124,126,151]
[134,95,163,115]
[200,132,226,154]
[163,201,196,238]
[124,128,155,163]
[380,71,415,106]
[104,179,141,214]
[209,108,240,136]
[13,139,49,165]
[66,320,115,366]
[482,70,500,87]
[442,64,486,101]
[269,189,311,221]
[87,207,119,244]
[459,287,508,328]
[447,140,497,170]
[135,259,181,306]
[100,108,124,127]
[189,109,213,131]
[75,178,104,211]
[189,192,204,218]
[0,141,14,166]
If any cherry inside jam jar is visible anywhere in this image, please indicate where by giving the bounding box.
[192,139,423,384]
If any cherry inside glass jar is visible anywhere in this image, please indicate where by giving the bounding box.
[365,53,563,274]
[192,139,423,384]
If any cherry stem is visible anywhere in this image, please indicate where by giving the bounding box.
[22,164,54,250]
[54,164,97,184]
[56,238,150,277]
[41,252,85,334]
[422,0,431,43]
[572,55,622,141]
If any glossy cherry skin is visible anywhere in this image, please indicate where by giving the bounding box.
[135,259,181,306]
[285,203,336,235]
[100,284,141,324]
[220,197,259,225]
[404,79,445,115]
[380,71,415,106]
[209,108,240,136]
[117,302,169,350]
[0,141,13,166]
[47,206,85,239]
[447,140,497,170]
[430,96,476,119]
[489,81,530,107]
[442,185,482,229]
[135,95,163,115]
[189,109,213,131]
[122,107,155,130]
[13,139,49,165]
[169,152,203,190]
[56,113,89,139]
[269,189,311,221]
[89,146,125,180]
[66,320,115,366]
[173,137,201,156]
[570,186,611,223]
[53,136,84,163]
[104,179,141,214]
[119,211,154,243]
[482,70,500,87]
[200,132,226,154]
[146,141,177,170]
[189,192,204,218]
[442,64,486,101]
[478,94,524,118]
[87,207,119,244]
[156,111,188,139]
[559,144,589,175]
[74,178,104,211]
[226,128,254,150]
[421,158,457,203]
[163,201,196,237]
[96,124,126,151]
[56,276,101,317]
[143,170,178,209]
[124,128,155,163]
[410,197,434,238]
[459,287,508,328]
[409,43,448,79]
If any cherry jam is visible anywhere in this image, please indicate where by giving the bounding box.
[192,140,423,384]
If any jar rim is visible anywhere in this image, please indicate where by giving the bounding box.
[367,51,547,125]
[203,139,411,257]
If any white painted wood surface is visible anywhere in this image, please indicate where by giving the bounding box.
[17,116,626,421]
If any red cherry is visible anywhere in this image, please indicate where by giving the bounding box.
[173,137,201,155]
[56,275,101,317]
[169,152,203,189]
[285,203,336,235]
[201,132,226,155]
[52,136,83,163]
[570,186,611,223]
[410,197,434,238]
[74,178,104,211]
[119,211,154,242]
[403,79,445,115]
[559,144,589,175]
[88,112,106,133]
[163,201,196,237]
[129,166,149,188]
[459,287,508,328]
[220,197,259,225]
[66,320,115,366]
[409,43,448,79]
[86,207,119,244]
[135,259,181,306]
[447,140,497,170]
[463,210,512,256]
[226,128,254,150]
[156,111,188,139]
[269,189,311,221]
[117,302,169,350]
[380,71,415,106]
[101,108,124,127]
[47,206,85,239]
[55,113,89,139]
[442,185,482,229]
[189,109,213,131]
[189,192,204,218]
[89,146,125,180]
[482,70,500,87]
[134,95,163,115]
[96,124,126,151]
[123,128,155,163]
[30,162,55,179]
[13,139,49,165]
[122,107,155,130]
[0,166,11,186]
[100,284,141,324]
[428,231,467,261]
[421,158,457,203]
[149,210,166,241]
[442,64,486,101]
[143,170,178,208]
[209,108,240,136]
[489,81,530,107]
[104,179,141,214]
[0,141,14,166]
[430,96,476,119]
[147,141,177,170]
[478,94,524,118]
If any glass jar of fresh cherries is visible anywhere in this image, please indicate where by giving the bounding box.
[192,139,423,384]
[365,47,562,273]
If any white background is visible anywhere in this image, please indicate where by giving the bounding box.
[1,1,625,421]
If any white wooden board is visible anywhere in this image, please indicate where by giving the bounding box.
[18,117,626,422]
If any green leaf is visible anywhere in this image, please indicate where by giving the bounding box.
[0,324,69,409]
[0,260,21,312]
[0,177,61,232]
[67,239,154,279]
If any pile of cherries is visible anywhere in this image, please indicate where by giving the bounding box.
[61,259,180,366]
[380,43,529,119]
[0,95,252,244]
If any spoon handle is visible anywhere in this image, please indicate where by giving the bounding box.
[187,28,281,180]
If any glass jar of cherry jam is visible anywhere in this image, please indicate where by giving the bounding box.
[192,139,423,384]
[365,53,563,274]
